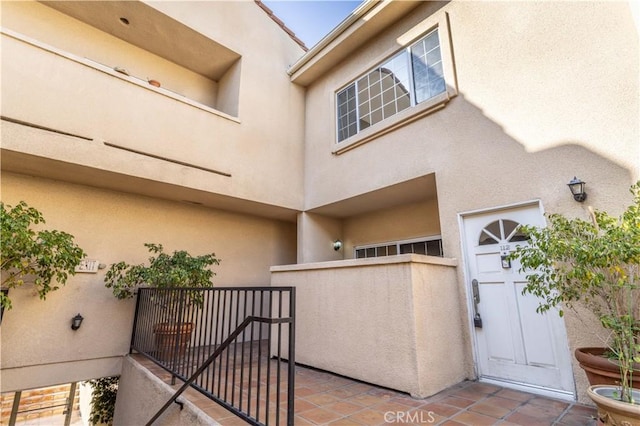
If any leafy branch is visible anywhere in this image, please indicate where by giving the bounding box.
[0,201,85,310]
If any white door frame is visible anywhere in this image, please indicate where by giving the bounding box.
[458,199,576,401]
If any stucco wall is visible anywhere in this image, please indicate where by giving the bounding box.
[271,255,465,398]
[0,172,296,392]
[1,1,221,108]
[302,1,638,210]
[1,0,306,211]
[298,0,639,403]
[343,199,441,256]
[113,356,218,426]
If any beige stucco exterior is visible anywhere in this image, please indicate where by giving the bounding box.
[271,255,464,398]
[287,0,638,404]
[0,0,303,394]
[113,356,219,425]
[1,0,306,217]
[0,172,296,392]
[1,0,639,413]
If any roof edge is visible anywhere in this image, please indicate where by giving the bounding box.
[254,0,308,52]
[287,0,382,76]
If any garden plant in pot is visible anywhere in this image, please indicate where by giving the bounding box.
[509,182,639,424]
[1,201,85,322]
[104,243,219,362]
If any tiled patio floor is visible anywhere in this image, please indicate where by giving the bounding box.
[134,354,598,425]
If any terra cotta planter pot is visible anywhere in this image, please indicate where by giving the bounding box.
[575,347,640,389]
[152,322,193,362]
[587,385,640,425]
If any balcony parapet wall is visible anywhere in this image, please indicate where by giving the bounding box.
[1,29,238,175]
[270,254,466,398]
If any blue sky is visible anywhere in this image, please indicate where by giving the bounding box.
[262,1,363,48]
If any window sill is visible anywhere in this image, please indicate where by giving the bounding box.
[332,90,451,155]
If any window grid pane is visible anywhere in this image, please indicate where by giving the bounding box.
[357,238,443,258]
[337,84,358,142]
[411,29,445,104]
[336,27,444,142]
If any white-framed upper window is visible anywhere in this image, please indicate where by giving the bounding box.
[355,236,444,259]
[337,28,445,143]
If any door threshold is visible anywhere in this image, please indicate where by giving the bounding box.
[479,377,576,402]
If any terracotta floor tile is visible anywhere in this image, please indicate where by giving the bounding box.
[565,403,598,416]
[438,422,467,426]
[326,386,367,400]
[330,376,358,387]
[348,393,391,407]
[468,401,511,419]
[218,416,254,426]
[293,415,316,425]
[437,396,475,409]
[199,400,235,417]
[493,389,534,402]
[298,407,344,424]
[556,411,598,426]
[526,396,569,411]
[326,401,366,416]
[449,388,493,402]
[465,382,502,395]
[419,402,461,418]
[294,399,318,413]
[371,400,418,414]
[304,392,341,407]
[329,419,364,426]
[389,396,427,408]
[347,383,377,394]
[504,410,557,426]
[376,409,444,425]
[369,387,404,398]
[451,410,500,426]
[480,395,523,410]
[296,387,322,397]
[516,400,566,418]
[346,408,387,425]
[313,381,347,392]
[410,408,446,424]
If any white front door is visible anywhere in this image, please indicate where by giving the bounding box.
[462,203,575,396]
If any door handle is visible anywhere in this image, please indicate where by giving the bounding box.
[472,279,480,304]
[472,279,482,328]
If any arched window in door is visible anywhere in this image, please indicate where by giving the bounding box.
[478,219,528,246]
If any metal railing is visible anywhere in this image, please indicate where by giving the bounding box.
[130,287,295,426]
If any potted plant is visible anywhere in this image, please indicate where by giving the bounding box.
[1,201,85,320]
[104,243,219,361]
[510,182,639,424]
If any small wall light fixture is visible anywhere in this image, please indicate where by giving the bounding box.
[333,240,343,251]
[567,176,587,202]
[71,313,84,331]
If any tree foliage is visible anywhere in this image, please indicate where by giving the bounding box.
[104,243,219,303]
[510,182,640,403]
[0,201,85,310]
[88,376,119,426]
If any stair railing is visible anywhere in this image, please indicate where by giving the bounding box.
[131,287,295,426]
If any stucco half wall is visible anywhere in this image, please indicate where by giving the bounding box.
[270,254,467,398]
[113,356,219,426]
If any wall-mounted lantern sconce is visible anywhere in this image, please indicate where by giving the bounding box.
[333,240,343,251]
[567,177,587,202]
[71,313,84,331]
